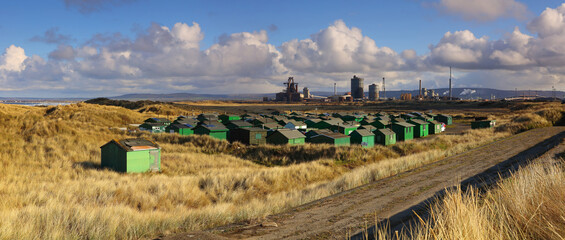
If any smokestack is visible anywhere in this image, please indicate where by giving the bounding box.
[382,77,386,100]
[449,67,452,100]
[419,79,422,99]
[334,83,337,96]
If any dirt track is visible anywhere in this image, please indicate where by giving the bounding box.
[162,127,565,240]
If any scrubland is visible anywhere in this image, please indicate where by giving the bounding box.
[373,156,565,240]
[0,101,562,239]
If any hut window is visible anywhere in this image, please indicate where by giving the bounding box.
[255,133,262,139]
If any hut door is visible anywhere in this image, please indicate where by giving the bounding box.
[149,150,160,172]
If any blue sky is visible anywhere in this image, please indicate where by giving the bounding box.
[1,0,565,97]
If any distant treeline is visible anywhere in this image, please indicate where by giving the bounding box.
[85,98,162,109]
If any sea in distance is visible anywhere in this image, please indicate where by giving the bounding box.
[2,102,72,106]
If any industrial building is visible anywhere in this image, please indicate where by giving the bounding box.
[303,87,311,99]
[275,77,304,102]
[369,84,379,101]
[351,75,364,100]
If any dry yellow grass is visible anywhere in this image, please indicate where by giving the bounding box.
[373,157,565,240]
[0,102,533,239]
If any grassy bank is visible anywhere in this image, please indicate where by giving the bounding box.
[374,157,565,240]
[0,102,558,239]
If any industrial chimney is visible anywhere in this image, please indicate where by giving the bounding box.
[419,79,422,100]
[382,77,386,100]
[449,67,452,100]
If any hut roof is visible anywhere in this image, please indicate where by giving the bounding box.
[276,129,305,139]
[101,138,160,152]
[317,132,349,139]
[409,119,429,125]
[234,127,268,132]
[394,122,415,128]
[199,123,228,131]
[261,122,283,129]
[352,129,374,137]
[227,120,253,127]
[169,123,192,129]
[376,128,396,136]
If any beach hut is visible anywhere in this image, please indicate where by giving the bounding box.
[312,119,343,129]
[100,138,161,173]
[370,119,391,129]
[144,118,171,126]
[197,114,218,122]
[266,129,306,145]
[435,114,453,125]
[165,123,194,135]
[283,120,307,130]
[139,122,167,133]
[308,132,350,146]
[331,122,359,135]
[260,122,284,130]
[349,129,375,148]
[218,114,241,123]
[224,120,253,130]
[193,123,229,140]
[229,127,268,145]
[408,119,429,138]
[374,128,396,146]
[391,122,415,141]
[428,120,443,134]
[471,120,496,129]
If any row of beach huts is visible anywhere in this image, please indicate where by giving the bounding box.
[137,111,455,147]
[102,111,497,173]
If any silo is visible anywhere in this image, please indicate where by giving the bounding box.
[369,84,379,101]
[351,75,364,99]
[303,87,310,99]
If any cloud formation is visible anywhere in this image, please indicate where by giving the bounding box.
[64,0,137,13]
[0,45,27,72]
[2,4,565,96]
[435,0,529,22]
[30,27,73,44]
[280,20,404,73]
[426,3,565,74]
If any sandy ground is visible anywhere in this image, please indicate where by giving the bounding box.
[160,126,565,240]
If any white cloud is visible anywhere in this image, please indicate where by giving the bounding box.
[4,4,565,97]
[280,20,404,73]
[436,0,529,22]
[0,45,27,72]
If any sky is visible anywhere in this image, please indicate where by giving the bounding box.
[1,0,565,97]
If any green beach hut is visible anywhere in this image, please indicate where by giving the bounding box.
[374,128,396,146]
[435,114,452,125]
[266,129,306,145]
[471,120,496,129]
[428,120,443,134]
[165,123,194,135]
[349,129,375,148]
[100,138,161,173]
[308,132,350,146]
[391,122,415,141]
[408,119,429,138]
[193,123,229,140]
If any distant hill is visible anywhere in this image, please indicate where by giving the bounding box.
[110,93,274,101]
[312,88,564,100]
